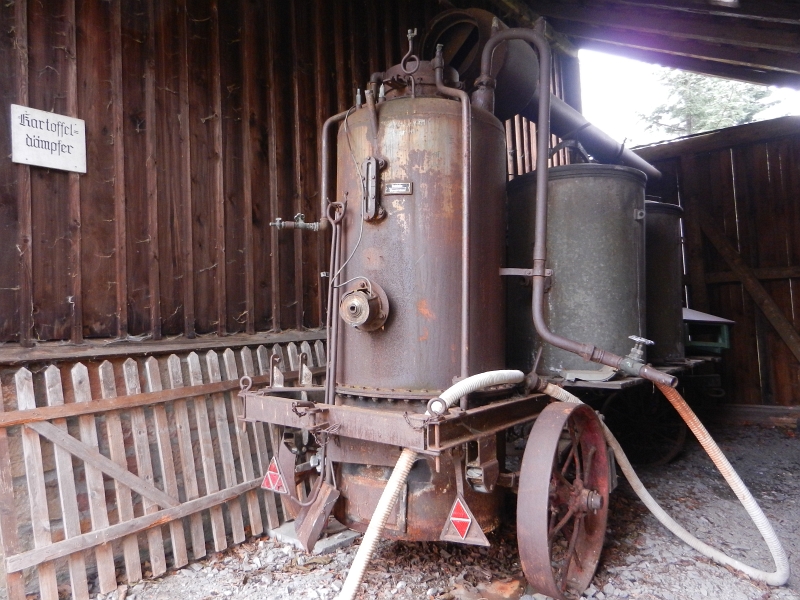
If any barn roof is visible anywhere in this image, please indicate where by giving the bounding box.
[491,0,800,88]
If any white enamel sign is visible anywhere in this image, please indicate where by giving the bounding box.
[10,104,86,173]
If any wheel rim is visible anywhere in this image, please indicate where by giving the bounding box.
[517,402,609,599]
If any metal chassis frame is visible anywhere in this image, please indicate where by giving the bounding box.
[240,388,548,456]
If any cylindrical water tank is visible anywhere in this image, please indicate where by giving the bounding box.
[334,95,508,395]
[645,201,685,364]
[506,164,647,374]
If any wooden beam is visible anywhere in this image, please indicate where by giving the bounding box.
[574,40,800,88]
[240,0,256,335]
[635,116,800,162]
[706,265,800,284]
[529,0,800,53]
[608,0,800,26]
[210,0,227,337]
[699,209,800,364]
[0,366,324,428]
[0,329,325,365]
[145,0,162,340]
[111,0,128,338]
[485,0,580,56]
[5,477,262,574]
[66,0,82,345]
[178,0,195,338]
[553,19,800,75]
[27,420,179,509]
[14,0,33,348]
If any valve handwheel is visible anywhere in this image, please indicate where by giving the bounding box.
[517,402,610,599]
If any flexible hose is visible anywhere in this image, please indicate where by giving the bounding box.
[541,382,790,586]
[337,370,525,600]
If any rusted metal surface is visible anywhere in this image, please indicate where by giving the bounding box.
[517,402,609,599]
[334,453,504,542]
[240,390,544,453]
[645,201,685,365]
[333,95,507,393]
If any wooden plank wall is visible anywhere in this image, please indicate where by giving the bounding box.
[0,338,325,599]
[0,0,447,345]
[636,116,800,406]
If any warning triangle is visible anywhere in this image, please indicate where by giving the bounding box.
[261,457,288,494]
[439,495,490,547]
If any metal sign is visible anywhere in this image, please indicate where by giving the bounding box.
[10,104,86,173]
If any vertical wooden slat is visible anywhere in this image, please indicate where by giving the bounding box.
[111,0,128,337]
[13,0,33,346]
[522,116,532,174]
[290,2,310,329]
[186,351,227,551]
[240,0,256,335]
[205,350,246,542]
[146,0,162,340]
[122,358,167,576]
[71,363,117,593]
[16,369,58,599]
[514,114,525,176]
[222,349,263,535]
[314,0,332,328]
[65,0,83,343]
[0,384,26,600]
[505,119,516,179]
[333,0,349,112]
[97,361,142,584]
[178,0,196,338]
[210,0,227,336]
[681,155,710,311]
[266,1,282,332]
[43,366,89,600]
[166,354,207,559]
[144,357,189,567]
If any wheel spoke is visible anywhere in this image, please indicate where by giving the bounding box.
[582,446,596,486]
[548,504,577,543]
[560,513,584,592]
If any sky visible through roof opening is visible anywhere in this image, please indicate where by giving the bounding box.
[579,49,800,149]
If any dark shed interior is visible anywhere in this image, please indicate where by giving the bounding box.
[2,0,798,405]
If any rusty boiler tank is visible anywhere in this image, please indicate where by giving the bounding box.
[329,60,509,540]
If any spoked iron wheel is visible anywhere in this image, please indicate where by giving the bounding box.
[517,402,609,600]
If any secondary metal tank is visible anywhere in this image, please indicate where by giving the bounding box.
[507,164,647,375]
[645,200,685,364]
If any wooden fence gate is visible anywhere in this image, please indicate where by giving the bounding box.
[0,339,326,599]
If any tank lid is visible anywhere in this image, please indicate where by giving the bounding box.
[645,200,684,216]
[548,163,647,185]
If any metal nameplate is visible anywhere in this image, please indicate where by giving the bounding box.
[383,182,413,195]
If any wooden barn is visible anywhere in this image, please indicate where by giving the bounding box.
[0,1,797,598]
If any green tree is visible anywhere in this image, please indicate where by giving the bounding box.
[639,70,777,137]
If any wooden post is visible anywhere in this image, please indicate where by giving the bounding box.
[15,0,34,347]
[111,0,128,338]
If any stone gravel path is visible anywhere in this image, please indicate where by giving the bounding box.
[114,423,798,600]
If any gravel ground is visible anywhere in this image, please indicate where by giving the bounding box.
[115,423,798,600]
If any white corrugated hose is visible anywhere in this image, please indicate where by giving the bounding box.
[542,382,789,587]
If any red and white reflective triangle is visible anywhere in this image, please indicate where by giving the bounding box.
[449,497,472,539]
[261,457,288,494]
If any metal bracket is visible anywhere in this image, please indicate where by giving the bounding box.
[466,436,499,493]
[500,267,552,291]
[362,156,386,221]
